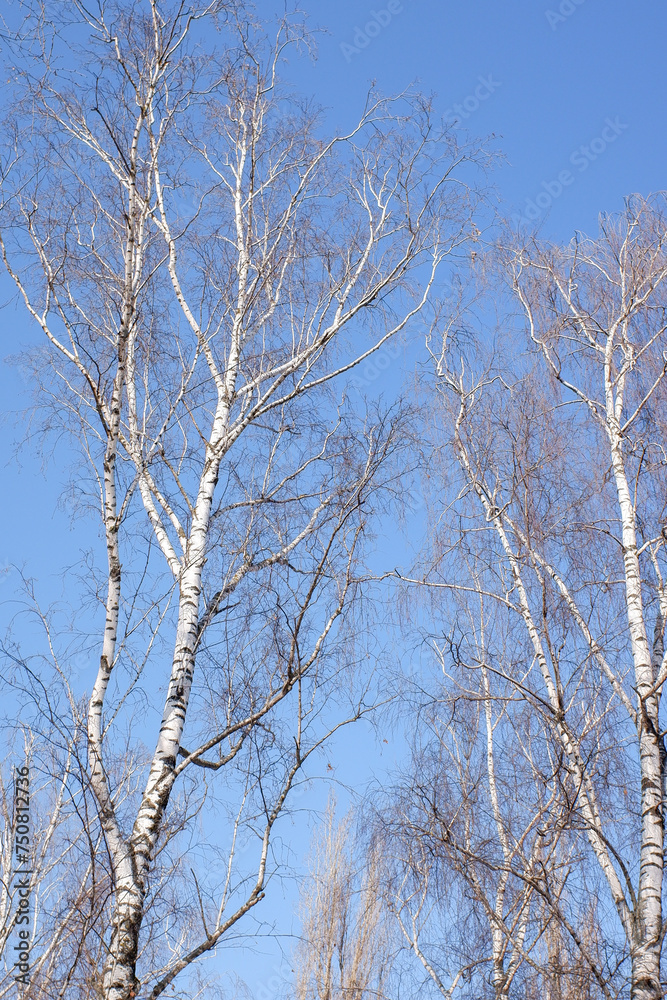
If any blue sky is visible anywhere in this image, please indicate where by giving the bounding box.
[4,0,666,612]
[289,0,666,237]
[1,0,666,995]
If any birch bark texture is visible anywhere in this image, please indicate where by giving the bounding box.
[424,196,667,1000]
[0,2,483,997]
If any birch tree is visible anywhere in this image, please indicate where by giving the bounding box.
[0,2,483,997]
[424,195,667,1000]
[0,715,108,999]
[377,610,609,1000]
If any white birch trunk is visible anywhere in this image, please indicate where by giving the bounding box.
[607,363,663,1000]
[0,9,479,993]
[508,231,667,998]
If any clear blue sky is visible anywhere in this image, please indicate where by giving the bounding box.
[0,0,665,994]
[290,0,665,237]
